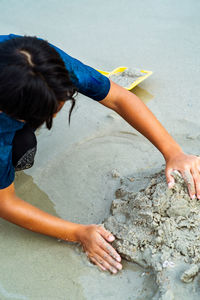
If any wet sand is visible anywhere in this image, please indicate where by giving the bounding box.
[1,0,200,299]
[104,171,200,299]
[109,68,144,88]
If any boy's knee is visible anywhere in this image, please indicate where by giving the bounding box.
[14,146,37,171]
[12,123,37,169]
[21,130,37,150]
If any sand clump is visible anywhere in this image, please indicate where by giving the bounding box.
[104,170,200,299]
[109,68,144,88]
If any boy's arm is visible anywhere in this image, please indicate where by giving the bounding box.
[0,183,122,273]
[100,80,200,199]
[0,183,81,241]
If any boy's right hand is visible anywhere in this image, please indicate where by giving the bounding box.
[76,224,122,274]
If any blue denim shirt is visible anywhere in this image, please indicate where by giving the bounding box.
[0,112,24,188]
[0,34,110,189]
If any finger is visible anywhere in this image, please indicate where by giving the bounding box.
[98,235,121,262]
[97,248,122,271]
[92,254,118,274]
[89,256,107,272]
[165,167,175,188]
[191,168,200,200]
[182,169,195,199]
[97,226,115,242]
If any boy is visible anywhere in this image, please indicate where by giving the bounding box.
[0,34,199,274]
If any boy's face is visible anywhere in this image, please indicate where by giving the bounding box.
[53,101,65,118]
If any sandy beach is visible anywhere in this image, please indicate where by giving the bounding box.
[0,0,200,299]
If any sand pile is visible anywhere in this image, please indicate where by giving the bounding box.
[109,68,144,88]
[104,170,200,299]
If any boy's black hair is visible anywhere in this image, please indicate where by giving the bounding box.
[0,35,77,129]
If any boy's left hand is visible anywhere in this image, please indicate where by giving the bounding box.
[165,153,200,199]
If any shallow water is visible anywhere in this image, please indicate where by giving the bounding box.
[132,86,154,104]
[1,0,200,299]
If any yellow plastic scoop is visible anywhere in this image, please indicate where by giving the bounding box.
[97,66,153,90]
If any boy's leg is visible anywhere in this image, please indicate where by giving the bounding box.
[12,123,37,171]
